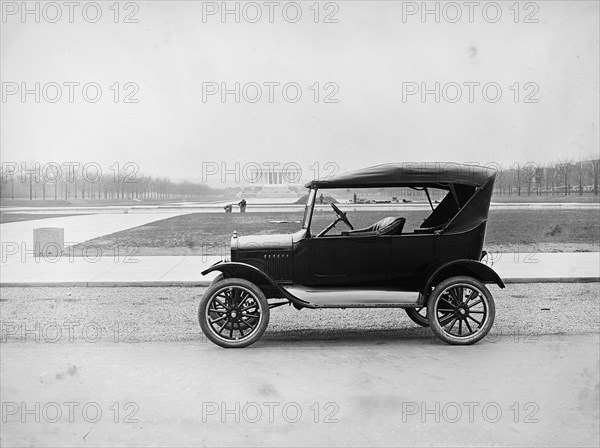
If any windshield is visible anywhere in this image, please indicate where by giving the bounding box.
[308,187,447,235]
[302,188,317,229]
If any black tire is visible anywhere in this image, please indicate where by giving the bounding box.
[208,273,224,287]
[199,278,269,348]
[427,276,495,345]
[405,307,429,327]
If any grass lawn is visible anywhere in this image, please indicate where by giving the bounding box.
[70,209,600,256]
[0,213,88,224]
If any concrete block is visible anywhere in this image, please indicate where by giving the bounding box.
[33,227,64,257]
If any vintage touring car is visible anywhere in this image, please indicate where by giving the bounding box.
[199,163,504,347]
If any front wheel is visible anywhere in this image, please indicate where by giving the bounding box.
[427,276,495,345]
[199,278,270,348]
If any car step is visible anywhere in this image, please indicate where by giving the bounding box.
[283,286,423,308]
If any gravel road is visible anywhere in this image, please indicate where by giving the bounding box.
[1,283,598,344]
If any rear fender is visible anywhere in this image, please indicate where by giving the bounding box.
[423,259,505,294]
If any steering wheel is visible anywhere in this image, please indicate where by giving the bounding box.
[331,203,354,230]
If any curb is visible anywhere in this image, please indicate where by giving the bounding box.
[0,281,213,287]
[1,278,598,287]
[502,277,600,284]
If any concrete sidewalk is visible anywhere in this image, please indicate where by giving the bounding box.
[0,212,193,251]
[0,253,598,286]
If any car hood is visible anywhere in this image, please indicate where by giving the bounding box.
[233,233,293,250]
[232,229,306,250]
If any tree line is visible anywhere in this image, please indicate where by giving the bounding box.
[0,158,598,200]
[492,159,599,196]
[0,162,214,201]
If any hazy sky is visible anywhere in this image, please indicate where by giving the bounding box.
[1,0,599,184]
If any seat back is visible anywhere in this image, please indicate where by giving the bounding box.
[347,217,405,236]
[374,217,405,235]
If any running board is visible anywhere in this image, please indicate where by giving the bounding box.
[282,286,423,308]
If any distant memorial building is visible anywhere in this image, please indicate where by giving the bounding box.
[238,166,302,198]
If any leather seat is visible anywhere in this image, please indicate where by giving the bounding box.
[344,217,406,236]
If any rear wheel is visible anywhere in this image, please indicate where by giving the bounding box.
[405,307,429,327]
[199,278,269,348]
[427,276,495,345]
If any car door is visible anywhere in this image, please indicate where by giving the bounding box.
[307,234,392,286]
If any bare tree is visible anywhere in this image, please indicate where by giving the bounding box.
[534,165,544,195]
[591,158,599,196]
[556,160,574,195]
[577,161,585,195]
[22,162,37,200]
[520,163,537,196]
[545,164,555,195]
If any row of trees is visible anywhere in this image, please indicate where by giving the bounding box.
[0,163,214,201]
[493,159,599,196]
[0,158,598,201]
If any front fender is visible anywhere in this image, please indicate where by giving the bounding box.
[202,262,310,307]
[424,259,505,293]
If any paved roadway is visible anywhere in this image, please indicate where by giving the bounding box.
[1,334,598,447]
[2,201,599,214]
